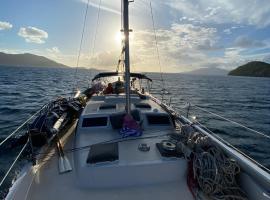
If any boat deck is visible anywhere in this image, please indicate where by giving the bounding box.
[16,130,193,200]
[8,94,194,200]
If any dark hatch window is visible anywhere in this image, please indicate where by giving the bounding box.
[82,117,108,127]
[147,115,170,125]
[135,103,151,109]
[99,104,116,110]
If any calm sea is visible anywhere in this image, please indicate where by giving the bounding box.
[0,66,269,195]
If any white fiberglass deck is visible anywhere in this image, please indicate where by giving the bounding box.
[10,130,193,200]
[9,94,194,200]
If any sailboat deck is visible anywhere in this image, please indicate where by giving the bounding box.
[8,94,194,200]
[22,129,193,200]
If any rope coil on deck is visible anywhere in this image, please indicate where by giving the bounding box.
[179,125,248,200]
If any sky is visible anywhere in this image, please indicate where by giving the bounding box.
[1,0,270,72]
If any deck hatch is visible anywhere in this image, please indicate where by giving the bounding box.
[82,117,108,127]
[134,103,151,109]
[146,114,170,125]
[87,142,119,164]
[99,104,116,110]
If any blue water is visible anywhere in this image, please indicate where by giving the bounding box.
[0,66,269,194]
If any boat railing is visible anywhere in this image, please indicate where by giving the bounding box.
[150,94,270,172]
[184,102,270,139]
[0,104,49,189]
[174,100,270,171]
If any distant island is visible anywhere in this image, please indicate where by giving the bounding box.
[229,61,270,77]
[0,52,68,68]
[185,67,228,76]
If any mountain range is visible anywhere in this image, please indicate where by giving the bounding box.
[0,52,68,68]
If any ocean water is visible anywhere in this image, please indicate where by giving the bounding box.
[0,66,269,194]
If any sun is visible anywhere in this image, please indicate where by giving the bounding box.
[115,32,125,44]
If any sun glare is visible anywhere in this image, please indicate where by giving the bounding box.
[115,32,125,44]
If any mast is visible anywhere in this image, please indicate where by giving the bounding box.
[123,0,131,114]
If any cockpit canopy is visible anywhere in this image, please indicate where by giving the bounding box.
[92,72,152,82]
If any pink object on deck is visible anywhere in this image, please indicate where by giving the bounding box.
[123,114,140,130]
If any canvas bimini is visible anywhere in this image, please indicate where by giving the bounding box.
[1,0,270,200]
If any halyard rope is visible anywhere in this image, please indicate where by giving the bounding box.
[72,0,90,95]
[149,1,166,101]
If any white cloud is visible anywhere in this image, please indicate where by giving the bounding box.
[128,23,222,71]
[0,21,13,30]
[18,26,48,44]
[234,35,266,48]
[165,0,270,28]
[80,0,120,15]
[223,28,232,35]
[47,47,60,54]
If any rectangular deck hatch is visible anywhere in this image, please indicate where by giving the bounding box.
[99,104,116,110]
[147,114,170,125]
[87,142,119,164]
[134,103,151,109]
[82,117,108,127]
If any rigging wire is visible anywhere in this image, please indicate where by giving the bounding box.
[192,104,270,140]
[88,0,102,79]
[116,1,125,73]
[174,100,270,140]
[0,104,47,147]
[0,141,29,187]
[149,0,166,101]
[72,0,90,95]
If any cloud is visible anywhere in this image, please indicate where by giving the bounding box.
[18,26,48,44]
[0,21,13,30]
[263,54,270,63]
[164,0,270,28]
[234,35,266,48]
[126,23,224,71]
[80,0,120,15]
[47,47,60,54]
[223,29,232,35]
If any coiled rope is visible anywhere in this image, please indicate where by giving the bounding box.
[180,125,248,200]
